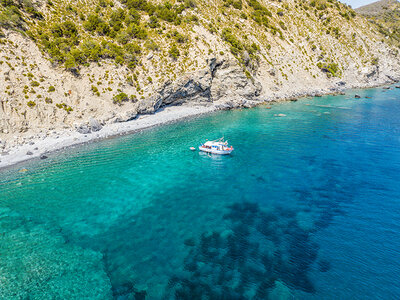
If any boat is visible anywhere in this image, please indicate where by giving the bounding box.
[199,138,234,155]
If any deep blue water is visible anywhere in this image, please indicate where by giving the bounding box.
[1,86,400,299]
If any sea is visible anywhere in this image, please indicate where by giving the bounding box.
[0,86,400,299]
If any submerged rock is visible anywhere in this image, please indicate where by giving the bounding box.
[269,281,292,300]
[355,94,361,98]
[318,260,331,272]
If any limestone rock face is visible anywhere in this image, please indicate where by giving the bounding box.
[211,60,262,105]
[113,109,138,123]
[136,58,262,114]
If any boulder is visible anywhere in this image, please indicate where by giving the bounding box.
[76,124,91,134]
[89,118,102,132]
[114,110,138,123]
[137,95,163,114]
[355,94,361,98]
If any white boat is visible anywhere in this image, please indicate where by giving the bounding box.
[199,138,234,155]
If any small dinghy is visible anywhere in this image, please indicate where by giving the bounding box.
[199,138,234,155]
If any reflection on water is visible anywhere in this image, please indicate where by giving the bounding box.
[1,87,400,299]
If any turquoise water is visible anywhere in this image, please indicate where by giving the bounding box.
[1,87,400,299]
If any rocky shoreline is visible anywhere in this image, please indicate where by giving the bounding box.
[0,105,217,170]
[1,77,399,171]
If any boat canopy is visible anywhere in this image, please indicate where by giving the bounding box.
[204,138,228,146]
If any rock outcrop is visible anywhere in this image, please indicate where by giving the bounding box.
[137,58,262,114]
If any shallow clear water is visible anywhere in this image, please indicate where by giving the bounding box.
[1,87,400,299]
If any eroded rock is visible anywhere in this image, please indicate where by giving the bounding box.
[89,118,102,132]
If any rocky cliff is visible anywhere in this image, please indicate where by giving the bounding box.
[1,0,400,151]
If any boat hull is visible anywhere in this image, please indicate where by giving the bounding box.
[199,146,233,155]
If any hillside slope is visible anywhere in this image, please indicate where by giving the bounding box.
[356,0,399,16]
[356,0,400,46]
[1,0,400,151]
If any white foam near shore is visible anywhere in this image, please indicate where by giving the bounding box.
[0,105,216,170]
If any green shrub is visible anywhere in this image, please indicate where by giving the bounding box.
[222,28,243,56]
[124,42,141,54]
[110,8,126,25]
[317,61,340,77]
[155,3,179,23]
[31,81,40,87]
[145,39,159,51]
[169,43,180,59]
[45,97,53,104]
[127,23,148,39]
[48,85,55,92]
[83,14,102,32]
[64,54,77,69]
[91,85,99,93]
[99,0,108,7]
[56,102,73,113]
[61,21,78,38]
[233,0,242,10]
[148,15,159,28]
[97,22,111,36]
[113,92,129,104]
[27,100,36,107]
[171,30,187,43]
[0,6,26,30]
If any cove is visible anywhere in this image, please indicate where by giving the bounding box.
[1,86,400,299]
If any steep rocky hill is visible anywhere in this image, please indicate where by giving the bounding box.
[1,0,400,151]
[356,0,400,46]
[356,0,399,16]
